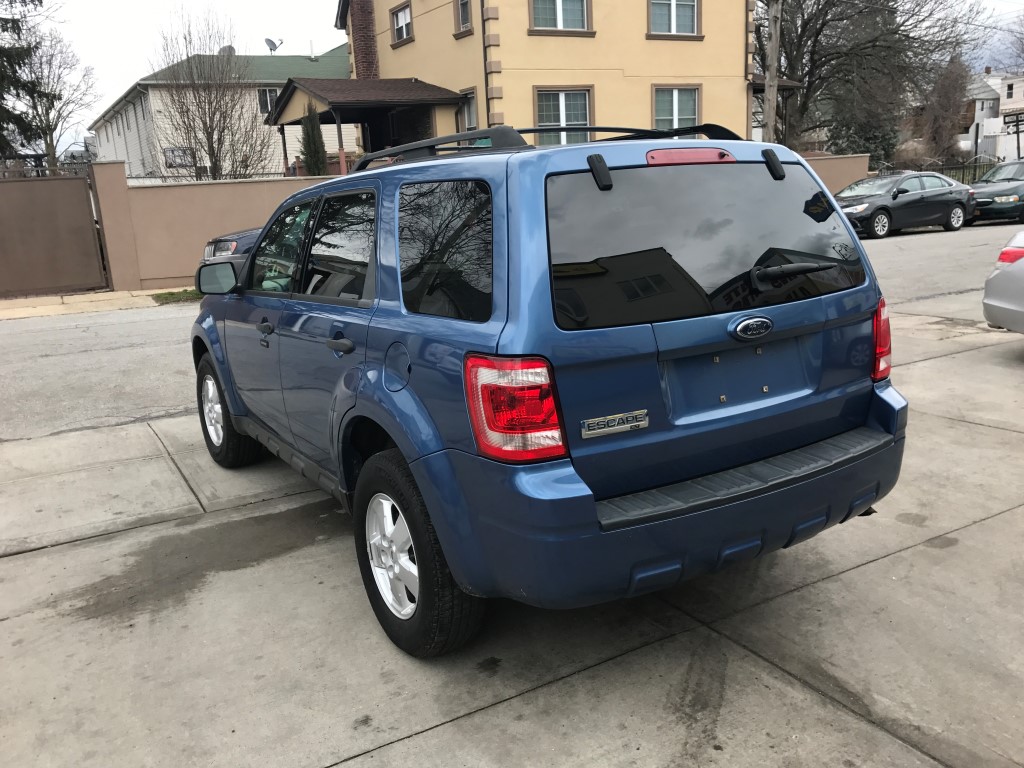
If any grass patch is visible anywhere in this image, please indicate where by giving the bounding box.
[152,288,203,305]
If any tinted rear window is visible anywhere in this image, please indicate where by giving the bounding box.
[546,162,865,330]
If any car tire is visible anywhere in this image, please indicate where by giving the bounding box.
[943,204,966,231]
[354,448,486,657]
[866,210,891,239]
[196,353,263,468]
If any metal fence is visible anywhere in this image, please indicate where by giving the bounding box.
[877,162,998,185]
[127,172,287,186]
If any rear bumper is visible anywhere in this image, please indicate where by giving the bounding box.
[983,270,1024,333]
[412,382,908,609]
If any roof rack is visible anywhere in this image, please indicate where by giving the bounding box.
[350,123,745,172]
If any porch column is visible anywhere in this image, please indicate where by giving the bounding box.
[332,108,348,175]
[278,126,288,175]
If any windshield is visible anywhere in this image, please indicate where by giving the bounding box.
[837,176,896,197]
[979,163,1024,182]
[546,162,865,330]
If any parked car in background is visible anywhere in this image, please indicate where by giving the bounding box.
[970,161,1024,224]
[200,228,261,271]
[836,172,974,238]
[983,231,1024,333]
[191,125,906,657]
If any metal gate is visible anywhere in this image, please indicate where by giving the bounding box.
[0,176,108,298]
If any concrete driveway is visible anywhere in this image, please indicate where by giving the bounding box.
[1,222,1022,767]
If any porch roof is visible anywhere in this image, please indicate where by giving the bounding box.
[268,77,464,126]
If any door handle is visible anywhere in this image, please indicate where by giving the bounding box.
[256,320,274,335]
[326,337,355,354]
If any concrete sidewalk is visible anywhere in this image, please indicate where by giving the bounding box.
[0,286,192,321]
[0,414,334,556]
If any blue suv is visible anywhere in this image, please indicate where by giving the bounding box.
[192,125,907,657]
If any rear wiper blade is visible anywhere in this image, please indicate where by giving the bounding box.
[750,262,837,291]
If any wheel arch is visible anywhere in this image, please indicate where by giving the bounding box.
[191,318,246,416]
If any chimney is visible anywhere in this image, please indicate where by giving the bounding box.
[985,66,992,75]
[349,0,380,79]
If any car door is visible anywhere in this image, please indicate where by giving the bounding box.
[224,199,316,441]
[920,175,956,223]
[890,175,925,228]
[278,188,378,469]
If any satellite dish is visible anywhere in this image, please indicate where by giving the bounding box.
[265,38,283,54]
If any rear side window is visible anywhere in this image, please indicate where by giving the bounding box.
[300,191,376,301]
[546,163,865,330]
[398,180,493,322]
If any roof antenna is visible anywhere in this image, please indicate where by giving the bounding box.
[265,38,283,55]
[309,40,318,61]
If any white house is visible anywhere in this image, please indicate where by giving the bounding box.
[88,44,358,181]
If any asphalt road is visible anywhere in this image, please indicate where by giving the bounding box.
[0,219,1018,442]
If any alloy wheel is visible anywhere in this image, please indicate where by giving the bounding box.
[365,493,419,619]
[201,375,224,446]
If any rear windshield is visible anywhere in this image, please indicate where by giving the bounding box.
[546,162,865,330]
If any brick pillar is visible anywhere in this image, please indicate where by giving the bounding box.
[349,0,380,79]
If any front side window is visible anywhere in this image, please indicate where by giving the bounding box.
[537,90,590,145]
[533,0,586,30]
[258,88,279,115]
[900,177,924,192]
[249,201,315,293]
[392,4,413,42]
[654,87,698,130]
[300,192,376,301]
[398,180,493,322]
[1008,84,1015,99]
[651,0,697,35]
[546,163,864,330]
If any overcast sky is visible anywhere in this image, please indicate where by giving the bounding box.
[46,0,1024,150]
[53,0,347,148]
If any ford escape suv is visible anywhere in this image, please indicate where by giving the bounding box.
[192,125,907,657]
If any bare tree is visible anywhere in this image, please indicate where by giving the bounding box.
[754,0,985,150]
[155,12,273,180]
[921,56,970,159]
[21,29,96,169]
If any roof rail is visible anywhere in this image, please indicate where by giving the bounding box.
[352,126,528,171]
[518,124,746,142]
[349,122,746,172]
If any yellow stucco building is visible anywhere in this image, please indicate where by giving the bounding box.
[334,0,754,143]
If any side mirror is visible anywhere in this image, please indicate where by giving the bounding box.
[893,187,910,199]
[196,262,238,295]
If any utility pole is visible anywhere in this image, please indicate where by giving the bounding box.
[763,0,783,144]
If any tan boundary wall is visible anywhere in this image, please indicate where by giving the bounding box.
[91,162,332,291]
[805,154,870,194]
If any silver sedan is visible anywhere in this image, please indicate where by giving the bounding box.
[983,231,1024,333]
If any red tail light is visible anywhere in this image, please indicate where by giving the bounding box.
[646,148,736,166]
[997,246,1024,264]
[872,298,892,382]
[464,355,567,462]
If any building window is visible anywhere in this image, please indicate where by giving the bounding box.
[650,0,697,35]
[532,0,587,30]
[458,91,478,132]
[537,89,591,145]
[391,4,413,45]
[654,87,698,130]
[1009,83,1015,99]
[258,88,279,115]
[164,147,196,169]
[456,0,471,31]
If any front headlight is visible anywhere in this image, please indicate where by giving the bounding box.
[842,204,869,214]
[994,195,1020,203]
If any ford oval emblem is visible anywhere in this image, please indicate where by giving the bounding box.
[734,317,774,341]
